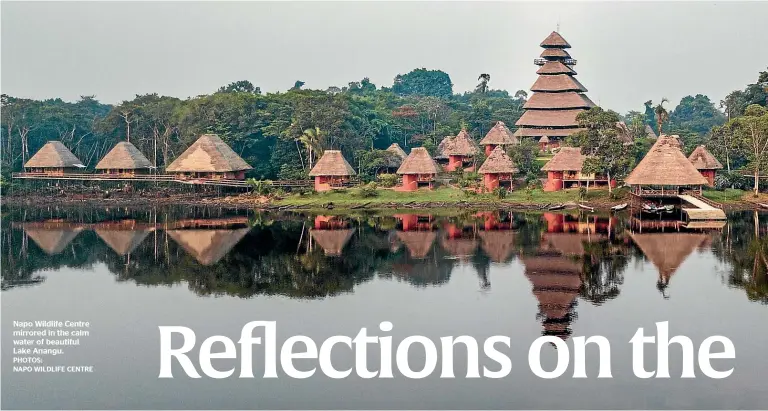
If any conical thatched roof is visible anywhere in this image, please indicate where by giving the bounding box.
[24,141,84,169]
[310,229,354,256]
[441,130,479,156]
[309,150,356,177]
[25,228,82,255]
[645,125,658,139]
[630,232,708,279]
[625,135,708,186]
[440,237,478,257]
[397,147,439,175]
[478,146,519,174]
[688,145,723,170]
[386,143,407,159]
[541,147,584,171]
[478,231,516,263]
[480,121,519,146]
[167,228,250,265]
[540,31,571,48]
[95,229,150,255]
[95,141,153,170]
[166,134,252,173]
[396,231,436,259]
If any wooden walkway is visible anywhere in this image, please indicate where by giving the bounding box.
[677,194,726,220]
[11,173,320,189]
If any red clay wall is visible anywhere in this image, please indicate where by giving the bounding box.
[543,171,564,192]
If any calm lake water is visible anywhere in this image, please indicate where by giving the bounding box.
[2,206,767,409]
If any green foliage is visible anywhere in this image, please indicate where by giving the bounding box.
[457,171,480,188]
[392,68,453,98]
[377,173,399,188]
[246,179,273,196]
[492,186,507,199]
[568,107,631,189]
[508,139,539,177]
[669,94,726,135]
[218,80,261,94]
[355,182,379,198]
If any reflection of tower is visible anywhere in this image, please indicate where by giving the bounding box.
[522,255,582,340]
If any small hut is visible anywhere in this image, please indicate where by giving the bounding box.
[440,129,480,171]
[477,146,519,191]
[308,150,356,192]
[541,147,613,191]
[95,141,153,176]
[688,145,723,187]
[479,121,518,156]
[396,147,439,191]
[24,141,85,175]
[538,136,551,152]
[383,143,407,173]
[625,135,708,196]
[165,134,252,180]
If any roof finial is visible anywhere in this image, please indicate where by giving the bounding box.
[556,19,560,33]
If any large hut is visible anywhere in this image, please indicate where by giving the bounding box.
[688,145,723,187]
[396,147,439,191]
[308,150,356,192]
[514,31,595,149]
[477,146,519,191]
[630,232,709,296]
[383,143,408,174]
[625,135,708,197]
[165,134,252,180]
[479,121,519,156]
[440,129,480,172]
[540,147,613,191]
[95,141,153,176]
[24,141,85,175]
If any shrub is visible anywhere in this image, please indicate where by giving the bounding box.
[715,171,750,190]
[377,173,399,188]
[246,179,273,196]
[457,171,480,188]
[356,182,379,198]
[463,188,477,197]
[492,187,508,199]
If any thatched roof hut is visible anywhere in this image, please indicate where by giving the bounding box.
[540,31,571,48]
[310,229,354,256]
[541,147,585,171]
[478,146,519,175]
[167,228,250,265]
[166,134,252,173]
[95,229,150,255]
[396,231,436,259]
[397,147,439,175]
[645,125,658,139]
[309,150,356,177]
[24,227,83,255]
[386,143,407,160]
[688,145,723,170]
[480,121,518,147]
[630,232,708,281]
[536,61,575,75]
[478,231,516,263]
[24,141,85,169]
[441,129,479,157]
[95,141,153,170]
[625,135,708,186]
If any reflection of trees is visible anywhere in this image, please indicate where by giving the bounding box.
[580,240,628,305]
[711,211,768,304]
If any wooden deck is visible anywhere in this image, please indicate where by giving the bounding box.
[677,194,726,221]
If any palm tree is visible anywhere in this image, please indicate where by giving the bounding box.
[476,74,491,94]
[299,127,325,171]
[654,98,670,135]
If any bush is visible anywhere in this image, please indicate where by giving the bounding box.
[492,187,508,199]
[457,171,480,188]
[463,188,477,197]
[246,179,273,196]
[715,171,750,190]
[356,182,379,198]
[377,173,399,188]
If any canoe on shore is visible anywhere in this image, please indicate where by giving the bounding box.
[611,203,628,212]
[548,204,565,211]
[758,203,768,209]
[578,204,595,212]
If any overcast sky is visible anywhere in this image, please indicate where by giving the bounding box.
[2,1,766,113]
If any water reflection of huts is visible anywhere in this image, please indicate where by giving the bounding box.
[309,215,354,256]
[629,232,710,297]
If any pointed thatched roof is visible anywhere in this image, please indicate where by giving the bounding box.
[479,121,519,146]
[625,135,708,186]
[525,92,594,110]
[540,31,571,48]
[478,231,516,263]
[630,232,708,279]
[539,136,550,143]
[95,141,153,170]
[167,228,250,265]
[540,48,571,59]
[688,145,723,170]
[530,75,587,92]
[95,229,150,255]
[541,147,585,171]
[513,128,583,138]
[386,143,407,159]
[516,109,582,127]
[397,147,439,175]
[441,130,480,156]
[309,150,356,177]
[166,134,252,173]
[478,146,519,174]
[310,229,354,256]
[25,228,82,255]
[645,125,658,139]
[536,61,576,75]
[24,141,84,169]
[396,231,436,259]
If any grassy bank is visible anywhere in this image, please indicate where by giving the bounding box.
[272,186,621,209]
[701,188,768,205]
